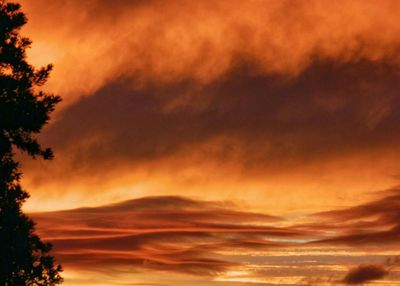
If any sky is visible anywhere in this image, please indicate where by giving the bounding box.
[15,0,400,285]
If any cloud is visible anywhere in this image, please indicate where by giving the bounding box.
[23,60,400,191]
[14,0,400,284]
[31,196,304,276]
[17,0,400,214]
[342,264,388,285]
[30,192,400,284]
[308,188,400,246]
[20,0,400,104]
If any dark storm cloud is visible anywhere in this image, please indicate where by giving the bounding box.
[27,60,400,183]
[31,196,304,276]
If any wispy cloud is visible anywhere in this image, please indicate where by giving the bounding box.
[310,188,400,247]
[32,196,303,276]
[31,190,400,284]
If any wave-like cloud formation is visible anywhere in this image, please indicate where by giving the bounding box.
[21,0,400,102]
[32,196,301,277]
[31,191,400,285]
[311,188,400,247]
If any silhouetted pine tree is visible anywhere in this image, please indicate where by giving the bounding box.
[0,1,63,285]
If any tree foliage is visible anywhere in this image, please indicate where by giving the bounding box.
[0,1,63,284]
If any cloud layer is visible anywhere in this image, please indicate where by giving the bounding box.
[32,196,299,276]
[21,0,400,103]
[13,1,400,284]
[21,60,400,213]
[31,191,400,285]
[311,188,400,247]
[14,0,400,215]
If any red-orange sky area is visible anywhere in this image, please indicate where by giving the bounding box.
[13,0,400,285]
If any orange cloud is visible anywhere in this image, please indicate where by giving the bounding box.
[20,0,400,105]
[297,188,400,249]
[12,1,400,285]
[31,196,302,277]
[15,0,400,216]
[31,192,400,285]
[21,60,400,213]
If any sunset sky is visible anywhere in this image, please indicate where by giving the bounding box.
[15,0,400,285]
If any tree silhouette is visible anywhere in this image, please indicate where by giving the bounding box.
[0,1,63,285]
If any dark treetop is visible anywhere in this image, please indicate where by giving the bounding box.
[0,2,63,285]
